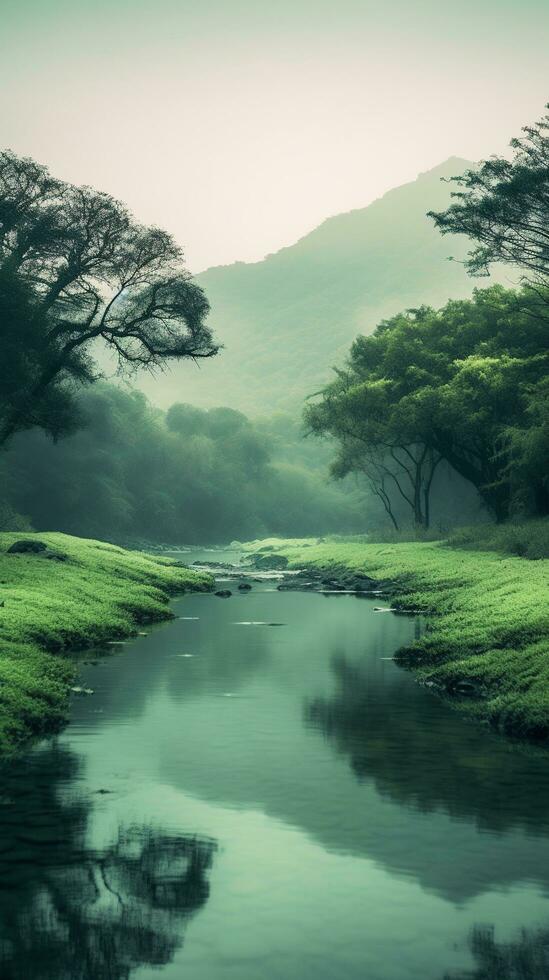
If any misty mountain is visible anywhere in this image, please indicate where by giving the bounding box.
[137,158,491,415]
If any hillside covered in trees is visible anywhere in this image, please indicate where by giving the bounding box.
[136,158,501,415]
[304,110,549,529]
[1,113,547,541]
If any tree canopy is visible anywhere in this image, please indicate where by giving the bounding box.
[0,151,218,447]
[1,384,365,543]
[305,285,549,524]
[429,107,549,292]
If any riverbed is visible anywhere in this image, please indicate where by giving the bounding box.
[1,548,549,979]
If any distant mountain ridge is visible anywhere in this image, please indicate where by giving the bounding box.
[139,157,487,415]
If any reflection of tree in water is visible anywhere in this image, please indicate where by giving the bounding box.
[0,744,216,980]
[444,923,549,979]
[307,654,549,834]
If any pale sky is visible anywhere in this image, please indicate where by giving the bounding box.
[0,0,547,272]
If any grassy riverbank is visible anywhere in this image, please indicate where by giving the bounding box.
[0,533,212,751]
[247,531,549,740]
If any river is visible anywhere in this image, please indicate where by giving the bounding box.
[1,547,549,979]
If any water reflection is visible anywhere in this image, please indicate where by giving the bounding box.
[444,923,549,979]
[0,744,216,980]
[7,577,549,979]
[77,597,272,724]
[307,653,549,834]
[303,652,549,901]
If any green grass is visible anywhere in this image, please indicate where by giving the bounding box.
[0,532,212,751]
[447,519,549,560]
[246,533,549,740]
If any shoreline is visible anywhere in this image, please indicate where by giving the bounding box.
[0,533,213,753]
[246,537,549,742]
[4,529,548,751]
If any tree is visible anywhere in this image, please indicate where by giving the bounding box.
[305,286,549,523]
[305,357,442,530]
[428,106,549,292]
[503,376,549,516]
[0,151,218,448]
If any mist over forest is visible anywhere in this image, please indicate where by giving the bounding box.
[0,384,366,542]
[1,3,549,976]
[0,109,547,546]
[0,155,518,544]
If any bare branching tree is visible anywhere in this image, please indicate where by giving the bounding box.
[0,151,219,447]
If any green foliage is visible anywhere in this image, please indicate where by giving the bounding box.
[2,384,365,543]
[305,284,549,523]
[0,532,211,750]
[448,519,549,560]
[0,500,31,532]
[429,106,549,291]
[504,375,549,515]
[0,151,217,448]
[246,532,549,740]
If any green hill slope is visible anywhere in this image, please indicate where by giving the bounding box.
[139,158,489,414]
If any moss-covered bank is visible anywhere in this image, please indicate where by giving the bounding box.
[247,535,549,741]
[0,533,212,751]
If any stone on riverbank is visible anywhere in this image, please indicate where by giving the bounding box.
[7,539,48,554]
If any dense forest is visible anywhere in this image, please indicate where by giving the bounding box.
[0,110,548,542]
[1,1,549,973]
[0,385,365,542]
[306,284,549,527]
[305,111,549,528]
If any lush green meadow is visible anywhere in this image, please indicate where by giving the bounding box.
[247,531,549,740]
[0,533,212,750]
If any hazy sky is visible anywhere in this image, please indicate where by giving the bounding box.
[1,0,547,271]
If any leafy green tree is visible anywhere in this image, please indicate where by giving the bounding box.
[0,151,218,448]
[504,376,549,516]
[428,107,549,292]
[305,286,549,522]
[305,368,441,529]
[426,108,549,518]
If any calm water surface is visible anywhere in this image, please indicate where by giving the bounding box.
[1,548,549,979]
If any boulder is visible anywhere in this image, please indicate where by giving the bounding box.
[277,580,317,591]
[7,539,47,554]
[451,679,489,699]
[238,583,252,591]
[252,553,289,570]
[215,590,232,598]
[6,540,68,562]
